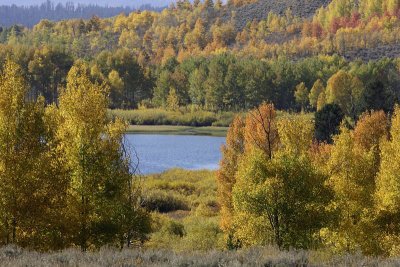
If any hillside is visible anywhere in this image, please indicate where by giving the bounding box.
[225,0,332,29]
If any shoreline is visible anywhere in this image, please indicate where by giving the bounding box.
[126,125,228,137]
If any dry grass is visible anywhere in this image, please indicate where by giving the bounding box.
[0,245,398,267]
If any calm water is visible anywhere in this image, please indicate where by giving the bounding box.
[125,134,226,174]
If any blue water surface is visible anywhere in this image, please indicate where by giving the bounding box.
[125,134,226,174]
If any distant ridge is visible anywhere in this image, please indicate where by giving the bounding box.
[0,0,173,8]
[0,1,166,27]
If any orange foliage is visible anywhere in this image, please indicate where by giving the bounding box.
[244,103,279,159]
[217,116,245,232]
[354,110,388,151]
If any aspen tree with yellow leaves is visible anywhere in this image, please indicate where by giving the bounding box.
[221,103,331,249]
[321,125,379,254]
[326,70,365,120]
[0,60,69,249]
[375,106,400,255]
[57,62,149,251]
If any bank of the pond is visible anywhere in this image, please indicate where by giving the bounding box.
[126,125,228,137]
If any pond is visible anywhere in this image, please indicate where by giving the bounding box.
[124,134,226,174]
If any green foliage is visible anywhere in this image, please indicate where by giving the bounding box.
[216,104,330,250]
[217,102,400,256]
[3,0,400,256]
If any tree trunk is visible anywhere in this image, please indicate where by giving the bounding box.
[12,216,16,243]
[80,195,87,252]
[273,211,282,249]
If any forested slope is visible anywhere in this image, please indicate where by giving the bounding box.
[0,0,399,114]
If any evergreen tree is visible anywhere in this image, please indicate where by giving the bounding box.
[315,104,344,143]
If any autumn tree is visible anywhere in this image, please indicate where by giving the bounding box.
[217,116,245,247]
[375,106,400,255]
[203,0,215,9]
[294,82,309,111]
[57,62,149,250]
[167,87,180,111]
[326,70,365,120]
[244,103,279,158]
[309,79,325,109]
[0,60,68,249]
[317,90,327,111]
[108,70,124,94]
[28,46,73,103]
[354,110,388,152]
[231,111,330,249]
[321,125,380,254]
[184,19,207,50]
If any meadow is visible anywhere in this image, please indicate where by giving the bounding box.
[141,169,223,251]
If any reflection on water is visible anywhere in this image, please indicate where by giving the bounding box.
[124,134,226,174]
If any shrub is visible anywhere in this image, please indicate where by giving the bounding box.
[179,217,224,251]
[142,190,189,213]
[162,221,186,238]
